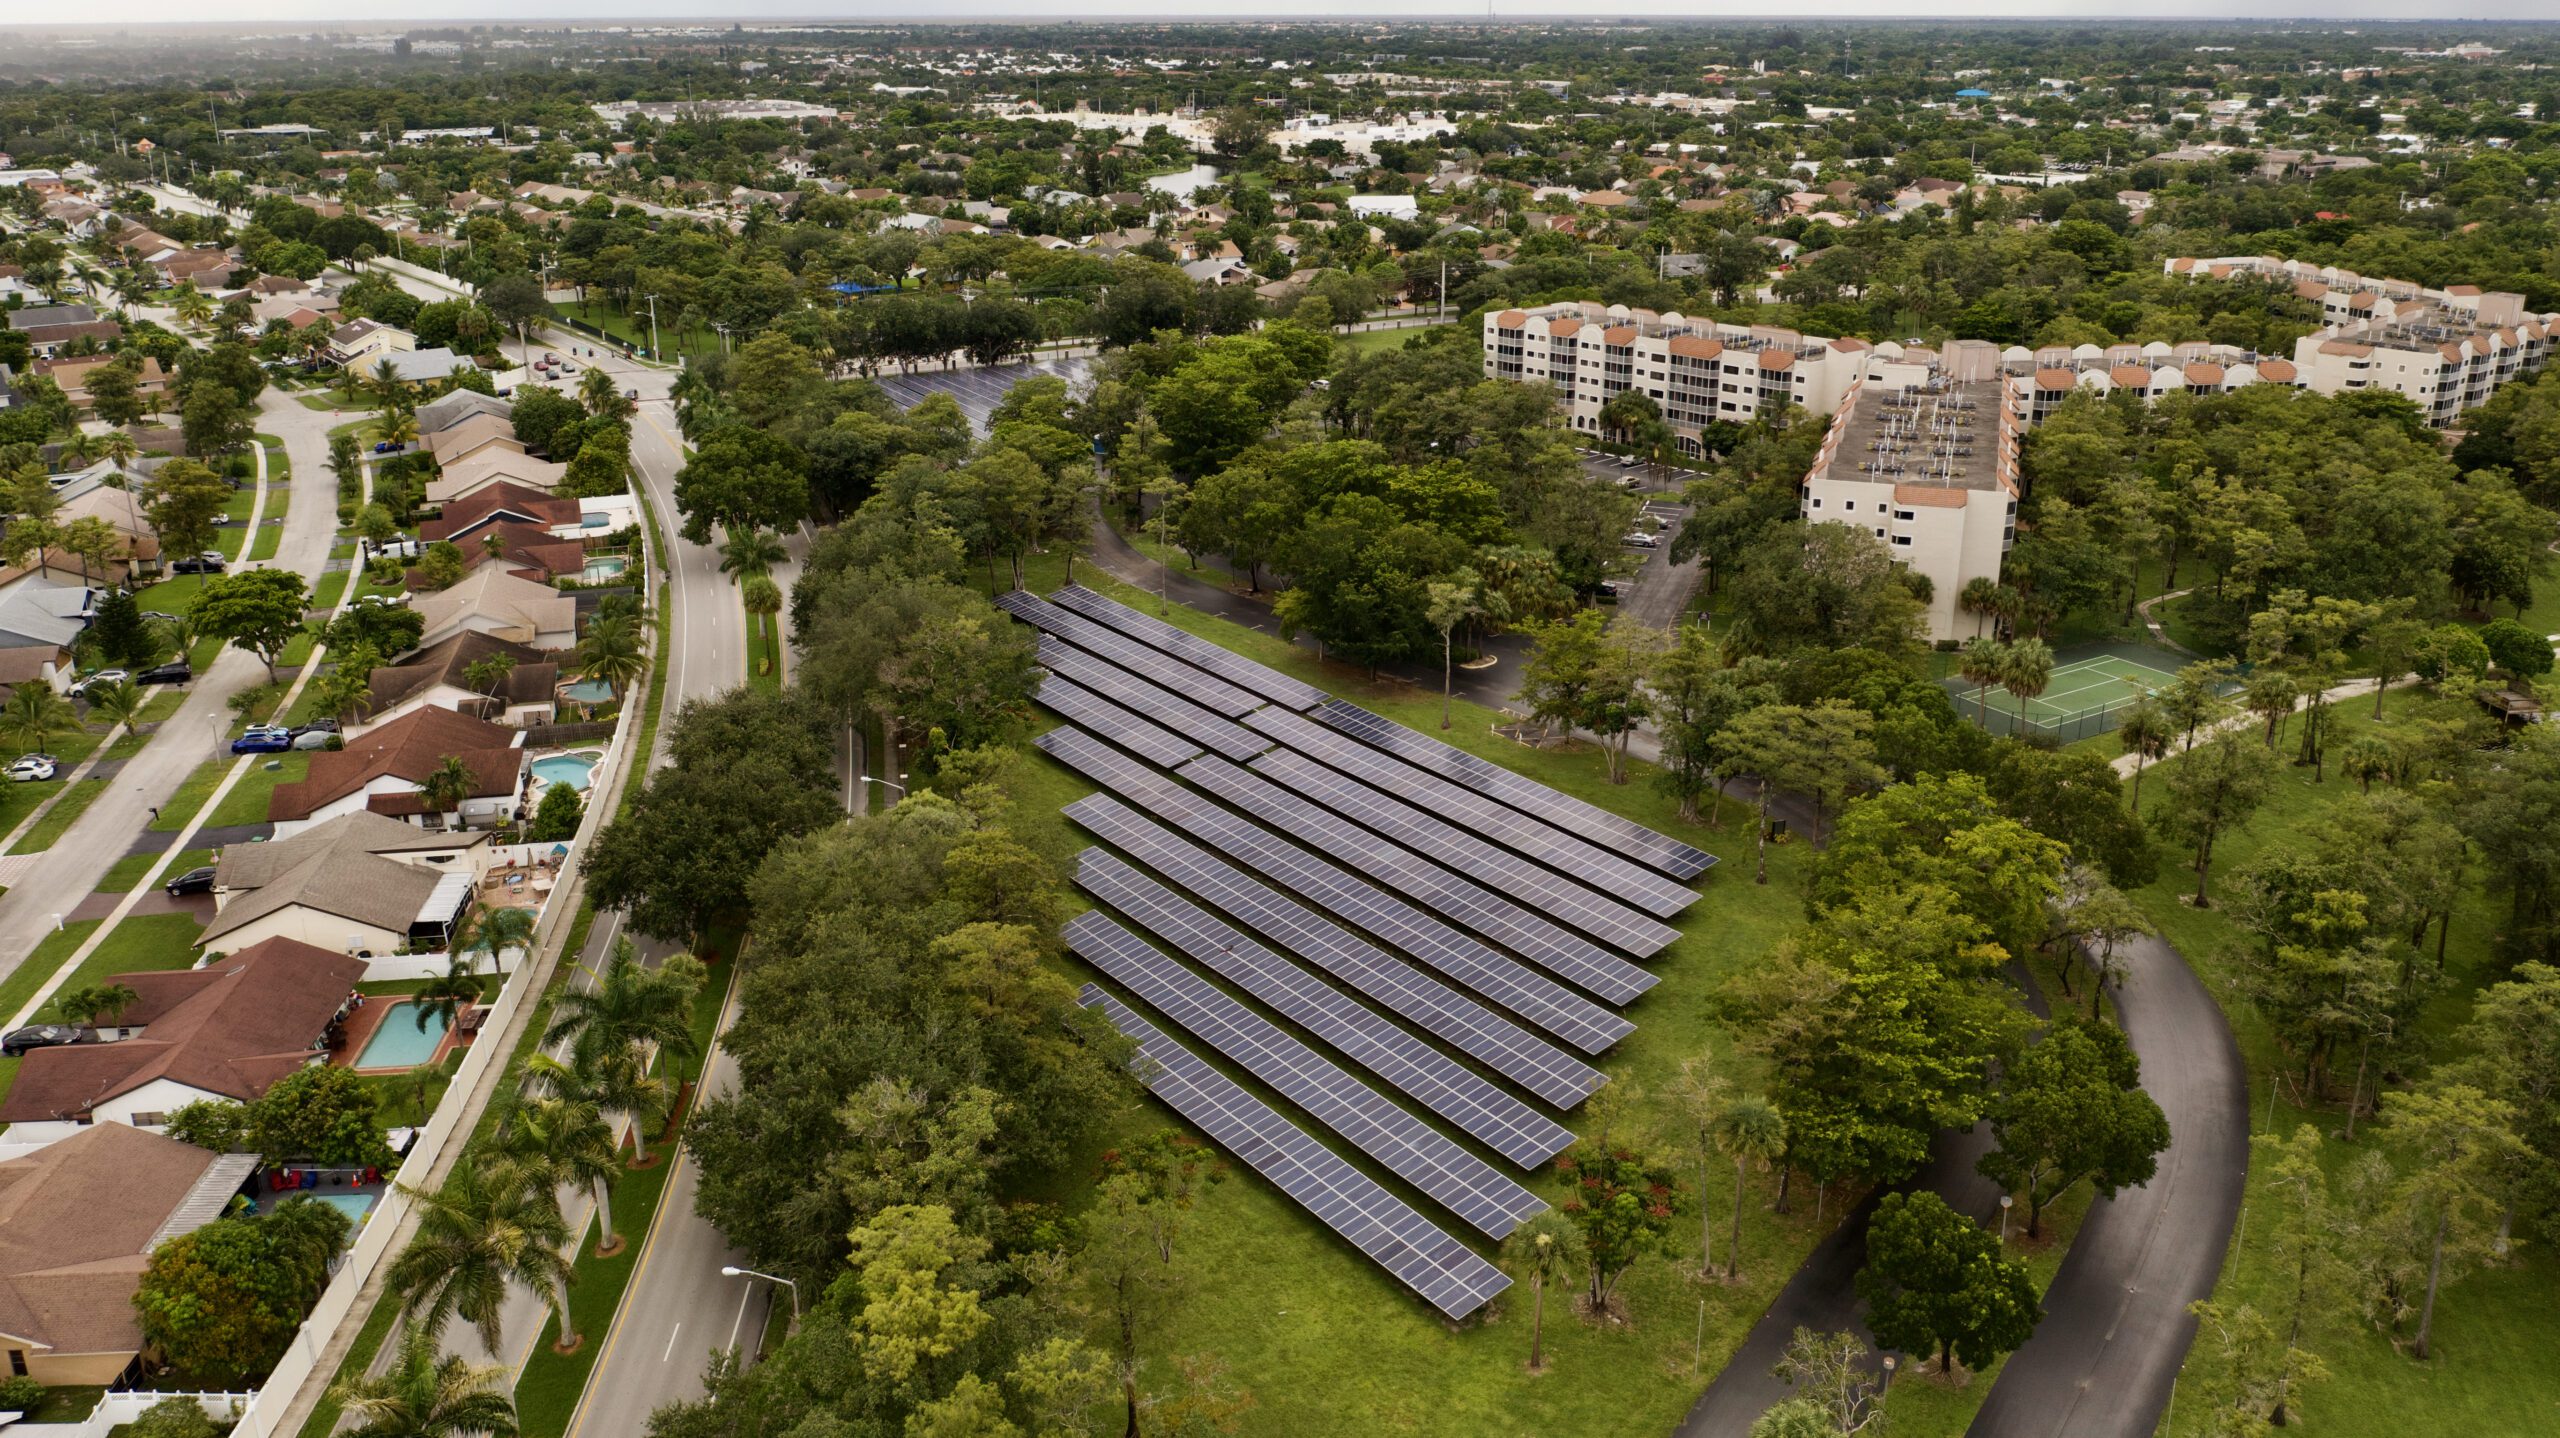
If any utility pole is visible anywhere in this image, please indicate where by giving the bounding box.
[644,293,662,360]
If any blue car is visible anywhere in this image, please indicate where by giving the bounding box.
[230,726,292,755]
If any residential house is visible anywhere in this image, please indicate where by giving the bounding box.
[49,484,163,585]
[0,1124,258,1385]
[266,706,526,837]
[416,388,512,437]
[372,348,471,386]
[0,582,89,693]
[326,319,415,369]
[411,566,578,652]
[453,522,588,586]
[419,480,578,547]
[0,939,365,1146]
[361,631,559,732]
[425,452,567,507]
[33,355,167,416]
[426,412,525,469]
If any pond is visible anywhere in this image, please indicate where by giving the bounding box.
[1144,162,1221,206]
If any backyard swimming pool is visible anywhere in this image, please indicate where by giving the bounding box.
[309,1191,377,1224]
[561,679,614,704]
[580,555,628,583]
[530,750,601,791]
[356,1001,448,1069]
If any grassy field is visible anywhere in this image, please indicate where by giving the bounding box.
[987,554,1871,1437]
[13,777,107,854]
[98,845,216,893]
[1341,320,1457,357]
[2126,692,2560,1437]
[745,602,782,693]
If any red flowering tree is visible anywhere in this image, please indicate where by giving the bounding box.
[1554,1142,1689,1317]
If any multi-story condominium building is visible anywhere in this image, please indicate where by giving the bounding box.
[1482,303,1874,447]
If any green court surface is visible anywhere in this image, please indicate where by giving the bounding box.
[1944,651,2188,739]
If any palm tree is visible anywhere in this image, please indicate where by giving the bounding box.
[530,1048,676,1169]
[169,282,214,327]
[97,429,138,467]
[414,953,482,1035]
[462,653,517,696]
[81,677,146,738]
[1999,637,2056,735]
[419,755,476,824]
[266,1193,356,1299]
[329,1326,520,1438]
[369,358,417,415]
[1497,1212,1585,1374]
[574,614,644,696]
[498,1086,625,1256]
[384,1157,575,1357]
[459,904,536,974]
[717,525,786,581]
[2118,695,2172,816]
[1956,637,2006,730]
[57,431,99,467]
[1957,575,2005,639]
[741,573,782,673]
[376,408,420,450]
[577,366,633,421]
[543,939,706,1073]
[3,683,76,756]
[1711,1094,1789,1280]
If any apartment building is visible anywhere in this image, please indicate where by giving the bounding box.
[1799,365,2020,641]
[2168,256,2559,425]
[1482,303,1872,451]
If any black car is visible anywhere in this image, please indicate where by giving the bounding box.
[164,866,217,897]
[170,554,225,575]
[137,661,193,686]
[289,718,341,738]
[1,1024,86,1058]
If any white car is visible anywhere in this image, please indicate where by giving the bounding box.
[1623,531,1660,549]
[67,669,128,697]
[6,755,57,782]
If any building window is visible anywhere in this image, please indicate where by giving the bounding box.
[1841,500,1856,512]
[1894,509,1915,521]
[1892,535,1913,547]
[8,1350,24,1377]
[132,1111,168,1127]
[1808,497,1823,509]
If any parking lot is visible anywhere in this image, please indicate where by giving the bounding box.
[875,353,1099,432]
[1568,448,1702,631]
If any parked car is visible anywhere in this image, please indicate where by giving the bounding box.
[138,661,193,686]
[626,388,639,400]
[290,729,337,751]
[67,669,128,698]
[164,866,217,897]
[1,1025,86,1058]
[289,718,341,737]
[1595,580,1627,602]
[230,726,292,755]
[367,539,422,561]
[1623,531,1660,549]
[170,553,225,575]
[5,754,57,782]
[371,440,402,454]
[142,611,178,623]
[1618,455,1640,468]
[356,592,411,607]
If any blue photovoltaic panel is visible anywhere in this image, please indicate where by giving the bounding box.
[1048,583,1330,711]
[1077,848,1574,1167]
[1066,910,1546,1237]
[1044,775,1603,1108]
[1249,746,1680,959]
[1034,636,1267,761]
[1247,707,1699,919]
[1034,673,1201,768]
[993,590,1263,718]
[1311,700,1718,880]
[1176,753,1657,1005]
[1040,728,1631,1055]
[1079,985,1512,1320]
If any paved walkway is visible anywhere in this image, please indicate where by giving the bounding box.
[2111,676,2383,779]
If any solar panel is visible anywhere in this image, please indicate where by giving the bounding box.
[1247,708,1699,919]
[1079,985,1512,1320]
[1077,848,1574,1167]
[993,590,1263,718]
[1250,748,1681,958]
[1066,910,1547,1237]
[1035,637,1268,762]
[1311,700,1719,880]
[1034,673,1201,768]
[1177,754,1658,1005]
[1049,780,1604,1108]
[1041,729,1632,1056]
[1049,583,1330,711]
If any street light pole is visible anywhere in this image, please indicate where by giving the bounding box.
[1998,1193,2014,1245]
[643,293,662,361]
[720,1265,799,1326]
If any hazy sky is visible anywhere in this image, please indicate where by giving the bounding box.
[22,1,2560,25]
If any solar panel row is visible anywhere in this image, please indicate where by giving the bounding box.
[1178,753,1658,1006]
[1035,636,1267,761]
[994,590,1263,718]
[1050,780,1606,1108]
[1076,849,1575,1167]
[1041,728,1631,1055]
[1247,707,1700,919]
[1034,673,1202,769]
[1066,910,1547,1238]
[1312,700,1719,880]
[1079,985,1512,1320]
[1249,747,1681,958]
[1049,583,1331,711]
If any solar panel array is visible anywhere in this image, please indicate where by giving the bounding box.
[1249,747,1681,959]
[1042,729,1631,1055]
[1050,583,1331,711]
[1079,985,1512,1320]
[1066,910,1546,1238]
[1033,673,1201,769]
[1312,700,1719,880]
[994,590,1262,717]
[1035,636,1267,760]
[1178,753,1657,1006]
[1051,780,1606,1108]
[1077,849,1574,1166]
[1247,707,1699,919]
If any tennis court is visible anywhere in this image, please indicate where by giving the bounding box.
[1944,649,2190,741]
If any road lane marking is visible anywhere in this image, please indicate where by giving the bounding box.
[662,1323,682,1363]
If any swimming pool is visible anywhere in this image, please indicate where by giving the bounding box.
[356,1001,449,1069]
[580,513,613,529]
[580,555,628,582]
[561,679,614,704]
[530,751,600,791]
[308,1192,377,1224]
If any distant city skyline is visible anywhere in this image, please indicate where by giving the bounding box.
[23,2,2560,27]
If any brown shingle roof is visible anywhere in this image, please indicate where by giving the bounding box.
[268,706,522,823]
[0,939,362,1123]
[419,481,577,544]
[365,631,556,716]
[0,1125,230,1358]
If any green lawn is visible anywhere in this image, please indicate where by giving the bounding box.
[1340,320,1456,356]
[61,912,204,984]
[2127,691,2560,1437]
[207,752,308,828]
[98,846,216,894]
[151,759,230,832]
[12,777,107,854]
[103,690,191,761]
[983,554,1859,1437]
[745,603,781,693]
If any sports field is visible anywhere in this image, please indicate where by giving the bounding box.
[1945,652,2186,735]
